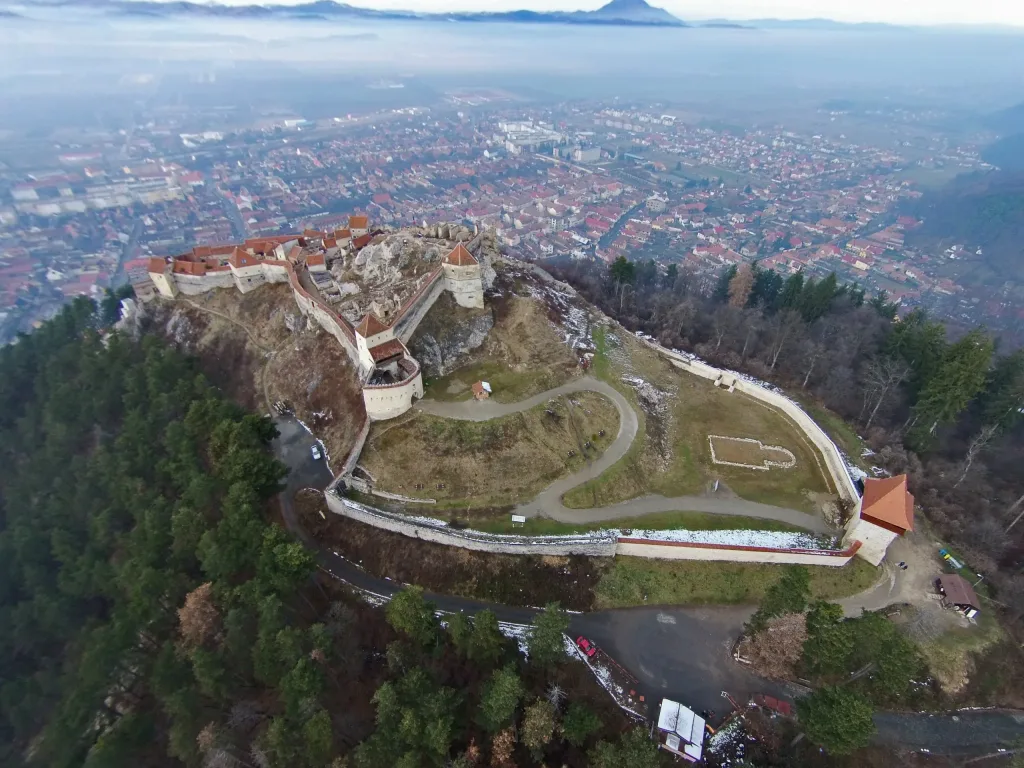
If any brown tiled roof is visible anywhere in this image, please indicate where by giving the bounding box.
[228,248,260,268]
[938,574,980,610]
[173,260,207,276]
[368,339,405,362]
[355,312,388,337]
[147,257,168,274]
[349,214,369,230]
[306,253,325,267]
[443,243,478,266]
[861,475,914,532]
[353,233,372,249]
[335,228,351,239]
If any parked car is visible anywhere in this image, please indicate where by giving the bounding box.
[311,445,322,460]
[575,636,597,658]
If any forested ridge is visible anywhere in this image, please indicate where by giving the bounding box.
[552,257,1024,619]
[0,297,651,767]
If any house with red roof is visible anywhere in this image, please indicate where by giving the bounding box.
[842,475,914,565]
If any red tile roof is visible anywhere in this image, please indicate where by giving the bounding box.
[368,339,405,362]
[861,475,914,532]
[228,248,260,268]
[349,215,369,230]
[148,257,168,274]
[355,313,388,337]
[443,243,477,267]
[306,253,325,268]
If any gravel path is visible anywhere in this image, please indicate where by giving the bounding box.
[417,376,831,534]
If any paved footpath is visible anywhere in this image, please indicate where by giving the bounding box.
[417,376,831,534]
[274,416,1024,755]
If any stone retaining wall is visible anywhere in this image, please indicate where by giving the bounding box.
[325,493,618,557]
[641,340,859,504]
[615,538,861,566]
[324,494,862,565]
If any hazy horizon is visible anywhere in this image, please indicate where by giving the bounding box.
[88,0,1024,29]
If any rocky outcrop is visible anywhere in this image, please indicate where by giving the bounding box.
[409,296,494,377]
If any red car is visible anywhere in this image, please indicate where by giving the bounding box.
[575,636,598,658]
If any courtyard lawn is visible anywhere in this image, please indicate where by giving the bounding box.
[360,391,620,509]
[594,556,879,608]
[564,330,834,514]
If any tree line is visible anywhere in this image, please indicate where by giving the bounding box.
[0,296,661,767]
[552,256,1024,619]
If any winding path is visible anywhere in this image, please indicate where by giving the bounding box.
[417,375,831,534]
[272,416,1024,755]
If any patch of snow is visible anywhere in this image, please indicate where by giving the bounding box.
[498,621,532,657]
[621,527,838,550]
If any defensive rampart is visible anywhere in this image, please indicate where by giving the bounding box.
[637,338,859,505]
[325,493,618,557]
[615,538,861,566]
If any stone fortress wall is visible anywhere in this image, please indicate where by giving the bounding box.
[148,219,488,423]
[323,491,861,566]
[643,341,861,506]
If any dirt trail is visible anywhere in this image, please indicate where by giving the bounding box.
[417,376,831,533]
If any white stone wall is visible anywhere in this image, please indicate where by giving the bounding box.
[654,345,859,504]
[443,262,484,309]
[174,270,235,295]
[615,539,857,566]
[362,370,423,421]
[326,493,618,557]
[151,270,178,298]
[393,273,446,343]
[841,517,896,566]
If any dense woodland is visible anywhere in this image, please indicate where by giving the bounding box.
[0,299,652,767]
[904,170,1024,288]
[551,256,1024,620]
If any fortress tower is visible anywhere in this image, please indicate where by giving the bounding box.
[441,243,484,309]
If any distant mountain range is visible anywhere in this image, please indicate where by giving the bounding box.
[22,0,688,27]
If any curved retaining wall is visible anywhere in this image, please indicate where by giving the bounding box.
[325,493,618,557]
[637,338,860,505]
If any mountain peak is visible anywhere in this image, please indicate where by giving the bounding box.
[586,0,681,24]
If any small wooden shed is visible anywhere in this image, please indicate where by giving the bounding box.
[936,574,981,618]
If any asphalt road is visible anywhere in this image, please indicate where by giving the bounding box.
[271,415,1024,753]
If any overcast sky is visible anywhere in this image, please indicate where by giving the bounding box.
[159,0,1024,27]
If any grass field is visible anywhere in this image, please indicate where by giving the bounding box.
[469,510,806,536]
[564,329,833,513]
[421,296,578,404]
[361,391,619,509]
[919,610,1004,694]
[594,556,879,608]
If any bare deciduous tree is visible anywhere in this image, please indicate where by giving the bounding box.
[860,357,911,430]
[954,423,1000,487]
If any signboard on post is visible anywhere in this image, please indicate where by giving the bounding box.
[510,514,526,528]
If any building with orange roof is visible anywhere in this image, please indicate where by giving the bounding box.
[348,214,369,237]
[441,242,484,308]
[146,218,489,423]
[842,474,914,565]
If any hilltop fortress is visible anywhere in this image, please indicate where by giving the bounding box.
[146,218,489,420]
